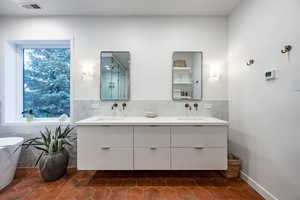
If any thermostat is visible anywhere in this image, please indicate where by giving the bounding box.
[265,69,276,81]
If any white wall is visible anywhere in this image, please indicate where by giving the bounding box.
[0,16,228,105]
[228,1,300,200]
[0,18,4,122]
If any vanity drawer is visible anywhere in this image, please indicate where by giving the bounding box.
[134,147,170,170]
[78,126,133,147]
[134,126,171,147]
[172,147,227,170]
[78,147,133,170]
[171,126,227,147]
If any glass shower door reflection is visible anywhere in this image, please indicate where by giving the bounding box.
[100,52,130,101]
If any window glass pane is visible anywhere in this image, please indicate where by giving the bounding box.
[23,48,70,118]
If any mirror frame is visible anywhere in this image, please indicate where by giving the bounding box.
[100,51,131,101]
[172,51,203,101]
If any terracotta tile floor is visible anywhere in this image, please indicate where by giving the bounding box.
[0,168,264,200]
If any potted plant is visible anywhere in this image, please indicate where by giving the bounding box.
[20,123,75,182]
[22,109,34,122]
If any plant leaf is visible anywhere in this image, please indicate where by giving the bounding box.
[57,138,63,152]
[34,146,48,153]
[40,131,48,147]
[34,152,44,167]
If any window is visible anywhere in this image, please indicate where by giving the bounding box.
[21,47,71,118]
[3,40,72,124]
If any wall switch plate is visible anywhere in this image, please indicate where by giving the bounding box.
[204,103,213,110]
[265,69,276,81]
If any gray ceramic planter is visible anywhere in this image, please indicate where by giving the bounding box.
[39,149,69,182]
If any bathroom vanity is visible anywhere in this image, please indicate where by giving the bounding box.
[82,50,229,171]
[76,117,228,170]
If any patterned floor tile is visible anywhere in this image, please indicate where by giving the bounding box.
[0,169,265,200]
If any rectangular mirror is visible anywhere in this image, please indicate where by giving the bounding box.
[100,51,130,101]
[172,51,203,101]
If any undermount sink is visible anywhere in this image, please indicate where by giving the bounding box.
[90,117,125,121]
[76,116,228,126]
[177,117,205,120]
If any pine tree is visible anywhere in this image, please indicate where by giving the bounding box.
[23,48,70,118]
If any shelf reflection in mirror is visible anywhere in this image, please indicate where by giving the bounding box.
[172,51,203,101]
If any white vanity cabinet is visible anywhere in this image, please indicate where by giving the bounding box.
[77,126,134,170]
[171,126,227,170]
[77,120,228,170]
[134,126,171,170]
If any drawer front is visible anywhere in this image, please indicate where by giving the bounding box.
[171,126,227,147]
[172,147,227,170]
[134,148,170,170]
[78,147,133,170]
[78,126,133,147]
[134,126,171,147]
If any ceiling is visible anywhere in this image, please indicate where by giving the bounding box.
[0,0,240,16]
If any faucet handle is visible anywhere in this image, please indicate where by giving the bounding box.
[194,103,199,111]
[122,102,127,110]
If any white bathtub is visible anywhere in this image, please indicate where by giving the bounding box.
[0,137,24,190]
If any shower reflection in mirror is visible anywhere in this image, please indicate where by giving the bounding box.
[100,51,130,101]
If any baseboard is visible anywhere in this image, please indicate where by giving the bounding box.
[240,171,279,200]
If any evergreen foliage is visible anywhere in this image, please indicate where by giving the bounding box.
[23,48,70,118]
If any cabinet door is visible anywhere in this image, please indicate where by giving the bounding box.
[134,147,171,170]
[77,126,134,170]
[78,126,133,147]
[78,147,133,170]
[134,126,170,147]
[172,147,227,170]
[172,126,227,148]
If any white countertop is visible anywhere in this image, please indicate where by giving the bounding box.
[75,116,228,126]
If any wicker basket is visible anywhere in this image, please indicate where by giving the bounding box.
[173,60,187,67]
[221,154,241,178]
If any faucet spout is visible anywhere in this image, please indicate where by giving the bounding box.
[185,103,192,111]
[112,103,118,110]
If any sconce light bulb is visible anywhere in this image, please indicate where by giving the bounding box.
[209,65,222,81]
[81,64,95,80]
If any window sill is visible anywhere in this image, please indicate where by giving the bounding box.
[2,119,71,126]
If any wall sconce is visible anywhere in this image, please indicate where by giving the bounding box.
[281,45,292,61]
[246,59,255,66]
[281,45,292,54]
[209,64,221,81]
[281,45,293,60]
[81,64,95,80]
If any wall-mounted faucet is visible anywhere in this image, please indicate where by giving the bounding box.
[185,103,192,111]
[111,103,118,110]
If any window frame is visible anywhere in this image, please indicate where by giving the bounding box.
[16,44,71,122]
